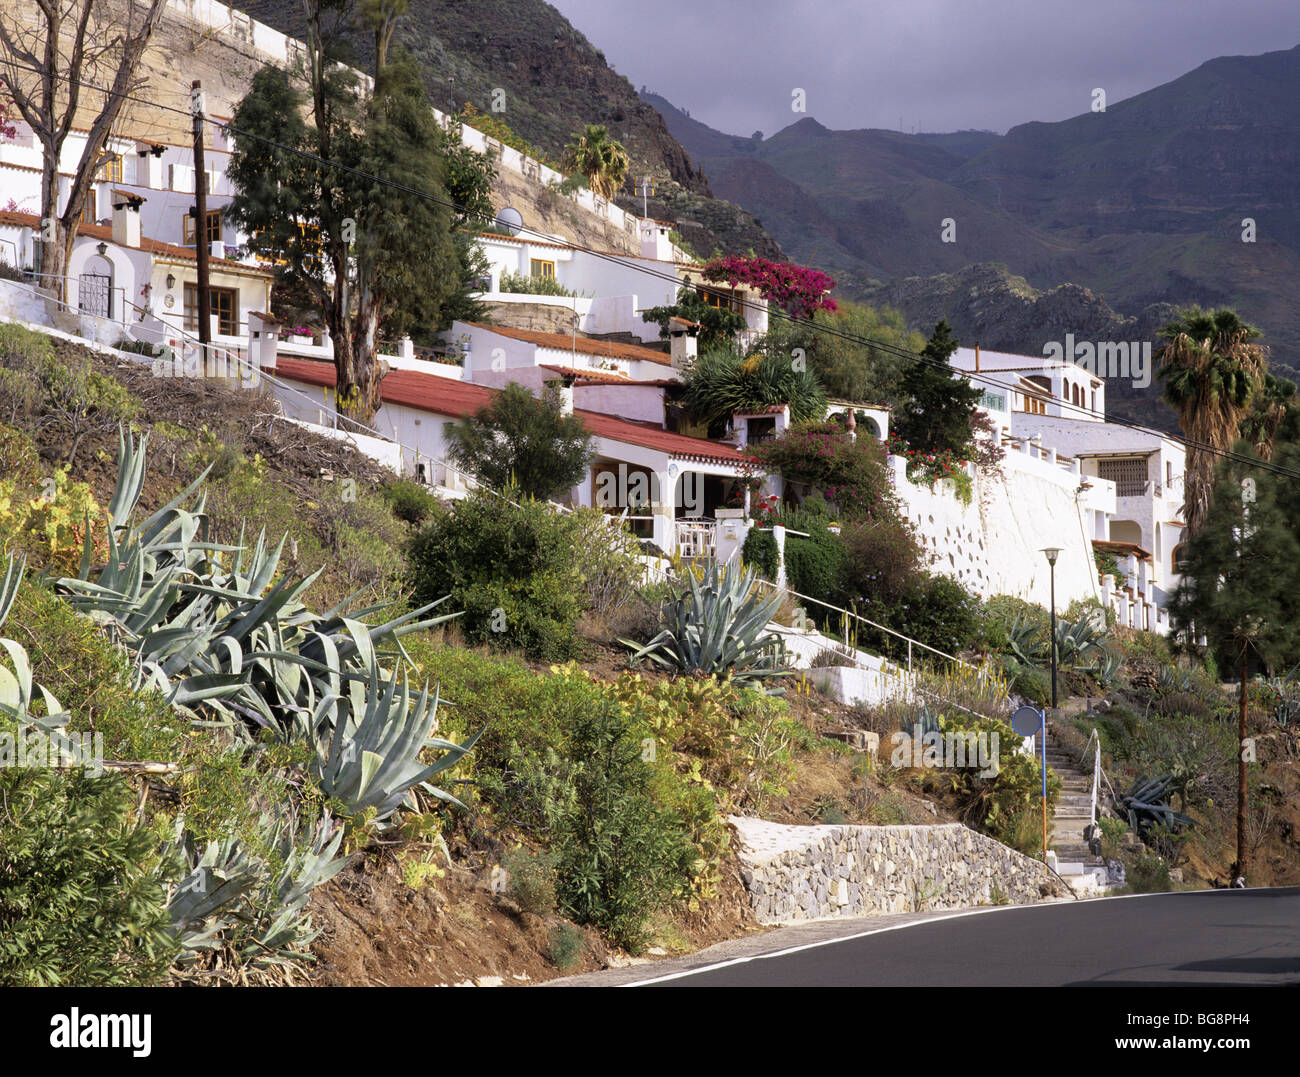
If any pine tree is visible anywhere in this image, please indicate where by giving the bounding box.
[891,321,983,455]
[1169,442,1300,883]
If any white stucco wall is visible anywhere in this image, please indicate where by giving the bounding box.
[889,453,1101,609]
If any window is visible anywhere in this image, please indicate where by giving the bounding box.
[1171,543,1188,573]
[747,416,777,444]
[529,258,555,279]
[96,154,123,183]
[1098,457,1149,498]
[80,198,98,226]
[183,282,239,336]
[183,209,223,247]
[696,286,740,312]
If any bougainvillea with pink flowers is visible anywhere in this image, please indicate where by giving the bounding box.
[701,255,837,320]
[744,422,893,519]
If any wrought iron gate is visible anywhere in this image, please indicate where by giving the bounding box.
[78,272,111,319]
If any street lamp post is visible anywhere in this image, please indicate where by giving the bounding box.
[1041,547,1061,710]
[1040,546,1061,863]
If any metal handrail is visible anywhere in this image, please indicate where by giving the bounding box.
[750,575,973,675]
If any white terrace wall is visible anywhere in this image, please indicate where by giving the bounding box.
[888,447,1104,610]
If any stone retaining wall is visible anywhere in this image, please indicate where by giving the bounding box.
[730,816,1069,924]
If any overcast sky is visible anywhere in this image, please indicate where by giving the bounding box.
[549,0,1300,136]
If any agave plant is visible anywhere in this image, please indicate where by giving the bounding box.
[54,429,477,830]
[0,552,74,745]
[166,808,348,968]
[312,667,481,821]
[623,560,789,689]
[1114,775,1194,839]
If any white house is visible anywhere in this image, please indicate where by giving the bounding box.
[0,115,272,349]
[269,357,756,559]
[949,344,1185,631]
[470,227,769,347]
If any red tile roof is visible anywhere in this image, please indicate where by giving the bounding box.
[0,209,273,276]
[274,359,744,465]
[540,364,676,387]
[1092,539,1153,561]
[466,322,674,366]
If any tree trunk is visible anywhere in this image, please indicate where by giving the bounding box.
[1237,644,1248,884]
[37,177,65,296]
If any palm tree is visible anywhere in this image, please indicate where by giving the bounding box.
[562,125,630,200]
[1156,307,1268,536]
[1240,371,1297,461]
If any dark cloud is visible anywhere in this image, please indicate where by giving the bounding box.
[550,0,1300,135]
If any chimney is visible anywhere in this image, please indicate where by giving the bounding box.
[111,190,144,247]
[669,319,698,370]
[135,142,165,188]
[638,217,674,260]
[548,375,575,416]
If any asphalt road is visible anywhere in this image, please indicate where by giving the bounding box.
[562,888,1300,987]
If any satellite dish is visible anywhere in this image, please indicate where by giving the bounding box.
[1011,705,1044,737]
[494,206,524,236]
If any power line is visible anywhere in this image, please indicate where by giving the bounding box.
[7,56,1298,484]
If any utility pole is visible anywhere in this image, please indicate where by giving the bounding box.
[191,80,211,365]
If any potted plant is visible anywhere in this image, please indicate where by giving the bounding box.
[286,324,314,345]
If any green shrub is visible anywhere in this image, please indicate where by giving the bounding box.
[0,328,138,467]
[1098,816,1128,860]
[742,525,779,581]
[381,478,441,526]
[834,513,926,609]
[403,646,722,945]
[863,575,981,660]
[1123,629,1174,665]
[548,923,586,970]
[0,421,39,485]
[552,694,696,953]
[1126,849,1172,893]
[0,767,180,986]
[499,269,579,298]
[568,508,643,619]
[783,525,842,609]
[978,595,1049,654]
[408,490,587,660]
[1007,661,1051,705]
[503,847,557,915]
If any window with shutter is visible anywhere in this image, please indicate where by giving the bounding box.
[1098,457,1149,498]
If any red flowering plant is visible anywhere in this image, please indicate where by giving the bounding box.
[701,255,838,320]
[885,433,974,505]
[745,423,896,521]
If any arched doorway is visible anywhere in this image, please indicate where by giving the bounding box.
[78,254,113,319]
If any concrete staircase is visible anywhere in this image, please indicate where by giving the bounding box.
[1044,724,1112,896]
